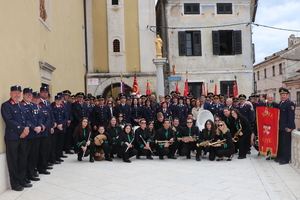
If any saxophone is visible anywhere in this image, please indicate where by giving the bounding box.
[232,121,242,143]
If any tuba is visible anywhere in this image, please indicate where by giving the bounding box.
[94,134,107,146]
[196,110,214,131]
[232,121,242,142]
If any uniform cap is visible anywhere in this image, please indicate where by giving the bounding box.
[11,85,22,92]
[40,86,49,92]
[23,87,33,94]
[279,88,289,94]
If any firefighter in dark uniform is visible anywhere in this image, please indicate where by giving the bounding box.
[208,95,224,118]
[114,94,132,124]
[131,98,142,126]
[50,95,68,164]
[72,92,90,128]
[62,90,74,154]
[1,85,32,191]
[177,96,188,126]
[276,88,295,165]
[91,95,111,129]
[21,88,42,182]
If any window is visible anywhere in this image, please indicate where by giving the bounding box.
[272,66,275,76]
[188,82,203,98]
[113,39,120,52]
[184,3,200,14]
[178,31,202,56]
[212,30,242,55]
[253,72,255,81]
[279,63,283,75]
[264,68,267,78]
[220,81,234,97]
[217,3,232,14]
[112,0,118,5]
[257,71,260,80]
[297,91,300,107]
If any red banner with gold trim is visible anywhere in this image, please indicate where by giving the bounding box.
[256,107,280,156]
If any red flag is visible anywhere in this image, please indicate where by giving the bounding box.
[256,107,280,157]
[146,80,151,95]
[131,72,140,95]
[233,81,238,98]
[202,82,205,95]
[175,82,180,93]
[183,79,189,97]
[213,84,217,95]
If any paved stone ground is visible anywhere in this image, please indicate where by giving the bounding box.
[0,148,300,200]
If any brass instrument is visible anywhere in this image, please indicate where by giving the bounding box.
[196,139,213,147]
[232,121,242,142]
[177,136,199,142]
[155,140,173,145]
[209,139,227,146]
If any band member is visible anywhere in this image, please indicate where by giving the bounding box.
[154,112,164,131]
[21,88,42,182]
[148,121,156,140]
[114,94,131,124]
[134,118,153,159]
[62,90,74,155]
[106,116,122,158]
[72,92,90,129]
[73,118,95,162]
[116,124,137,163]
[91,95,111,130]
[177,97,188,126]
[159,101,172,119]
[208,95,224,118]
[230,109,251,159]
[211,121,235,161]
[172,117,183,155]
[237,94,254,125]
[131,98,142,126]
[181,118,201,161]
[94,126,113,161]
[117,114,126,129]
[199,120,216,161]
[1,85,32,191]
[223,107,234,136]
[276,88,295,165]
[142,99,156,124]
[155,119,177,159]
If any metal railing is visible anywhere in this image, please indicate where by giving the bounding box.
[292,130,300,169]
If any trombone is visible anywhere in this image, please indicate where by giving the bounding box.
[209,139,227,147]
[177,136,199,142]
[196,139,213,147]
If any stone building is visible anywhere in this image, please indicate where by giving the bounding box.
[85,0,157,98]
[156,0,258,97]
[0,0,86,192]
[254,34,300,129]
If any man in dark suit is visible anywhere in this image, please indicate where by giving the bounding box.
[1,85,32,191]
[72,92,89,128]
[91,95,111,129]
[62,90,74,154]
[276,88,295,165]
[114,94,131,124]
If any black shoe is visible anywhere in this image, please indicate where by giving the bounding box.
[274,158,281,163]
[33,173,39,178]
[136,155,141,159]
[279,161,288,165]
[196,156,201,161]
[123,159,131,163]
[168,156,177,159]
[28,176,40,181]
[25,179,31,184]
[187,155,191,159]
[117,154,122,158]
[77,157,82,161]
[46,166,53,170]
[266,156,271,160]
[61,155,68,158]
[12,186,24,191]
[105,157,113,161]
[21,183,32,188]
[65,151,74,154]
[238,156,246,159]
[110,154,115,158]
[57,158,64,162]
[51,161,61,165]
[159,156,164,160]
[89,157,94,163]
[147,156,154,160]
[39,170,50,175]
[48,162,53,166]
[247,151,251,154]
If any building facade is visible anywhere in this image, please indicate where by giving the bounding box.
[0,0,86,192]
[254,34,300,129]
[156,0,258,97]
[85,0,157,98]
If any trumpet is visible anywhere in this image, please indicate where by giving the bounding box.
[209,139,227,146]
[232,121,242,142]
[155,140,173,145]
[177,136,199,142]
[196,139,213,147]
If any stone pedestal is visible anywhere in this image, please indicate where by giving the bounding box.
[153,58,167,97]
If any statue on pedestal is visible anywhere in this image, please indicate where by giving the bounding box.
[155,35,163,58]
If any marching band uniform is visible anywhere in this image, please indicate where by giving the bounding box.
[211,130,235,160]
[106,125,122,157]
[91,101,111,128]
[199,129,216,161]
[142,105,156,123]
[208,95,224,118]
[131,104,142,126]
[116,130,137,163]
[177,101,188,126]
[155,127,178,159]
[73,126,95,162]
[94,129,113,161]
[134,127,153,159]
[72,92,90,128]
[181,125,201,161]
[62,90,74,154]
[158,107,172,120]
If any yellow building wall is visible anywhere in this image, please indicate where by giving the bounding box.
[92,0,109,73]
[0,0,85,154]
[124,0,140,72]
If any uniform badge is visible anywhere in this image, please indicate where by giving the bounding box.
[291,106,295,110]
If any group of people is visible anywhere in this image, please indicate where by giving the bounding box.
[1,85,295,192]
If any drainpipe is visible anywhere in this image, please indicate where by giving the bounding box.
[83,0,88,94]
[163,0,170,94]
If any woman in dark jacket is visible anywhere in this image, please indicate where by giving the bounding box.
[73,118,95,162]
[142,99,156,123]
[116,124,137,163]
[199,119,216,161]
[106,116,122,158]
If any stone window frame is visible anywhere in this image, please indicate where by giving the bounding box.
[39,0,51,30]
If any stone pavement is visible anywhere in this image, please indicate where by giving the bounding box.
[1,148,300,200]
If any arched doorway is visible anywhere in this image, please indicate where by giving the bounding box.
[103,83,131,100]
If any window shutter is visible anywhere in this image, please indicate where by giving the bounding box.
[234,30,242,54]
[193,31,201,56]
[178,31,186,56]
[212,31,220,55]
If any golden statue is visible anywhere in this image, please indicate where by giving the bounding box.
[155,35,163,58]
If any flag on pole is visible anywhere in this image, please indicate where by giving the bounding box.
[214,84,217,95]
[202,82,205,95]
[175,82,180,93]
[120,81,125,94]
[233,81,239,98]
[183,79,189,97]
[131,72,140,95]
[146,80,151,95]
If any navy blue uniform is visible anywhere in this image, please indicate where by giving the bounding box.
[176,104,188,126]
[237,103,254,124]
[277,99,295,163]
[91,105,111,128]
[131,105,142,126]
[158,108,172,119]
[208,103,224,118]
[1,99,30,190]
[114,104,132,124]
[62,100,73,153]
[72,102,89,128]
[142,106,156,123]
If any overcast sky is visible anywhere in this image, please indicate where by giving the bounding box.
[252,0,300,64]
